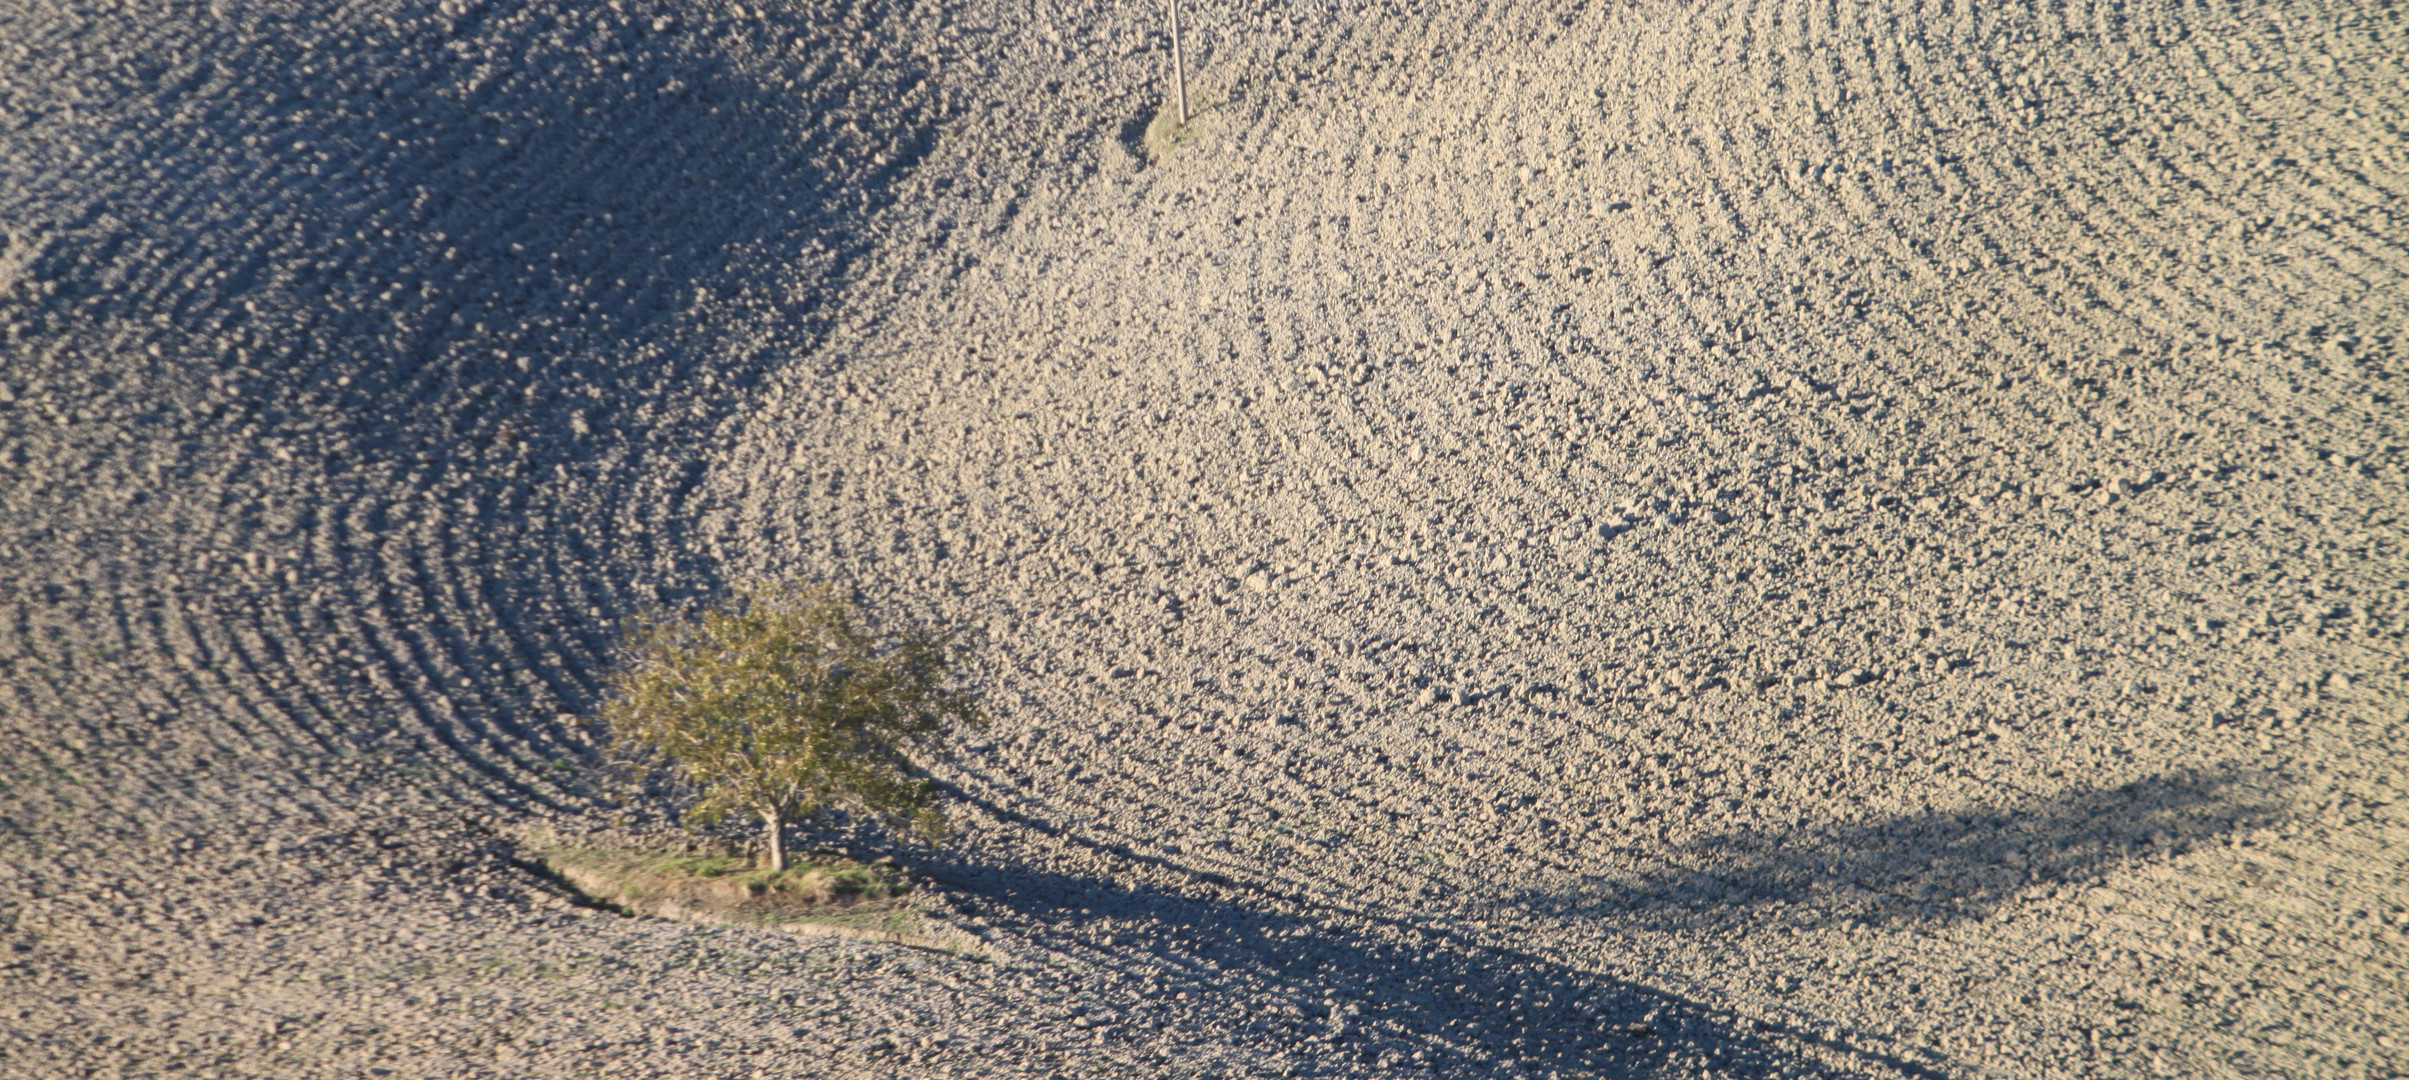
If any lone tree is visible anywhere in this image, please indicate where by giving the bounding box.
[602,583,983,872]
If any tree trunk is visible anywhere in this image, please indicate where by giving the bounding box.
[762,806,787,873]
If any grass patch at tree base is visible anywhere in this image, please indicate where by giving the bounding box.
[1140,84,1230,160]
[1143,107,1201,160]
[539,845,987,958]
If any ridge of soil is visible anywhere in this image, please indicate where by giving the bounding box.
[2,0,2401,1075]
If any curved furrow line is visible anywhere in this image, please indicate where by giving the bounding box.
[336,587,566,814]
[391,531,580,763]
[173,620,321,768]
[2003,174,2197,354]
[291,598,419,746]
[419,537,597,761]
[98,593,192,736]
[1817,87,1997,363]
[2084,131,2386,341]
[0,656,73,752]
[2046,151,2248,341]
[235,634,364,763]
[205,600,353,762]
[1669,94,1818,363]
[150,602,309,768]
[1702,46,1898,358]
[523,539,626,691]
[1867,16,2204,365]
[1750,14,1887,225]
[492,555,608,718]
[409,558,566,757]
[144,665,299,808]
[1723,0,1770,76]
[1587,76,1717,356]
[2316,214,2409,293]
[2156,42,2409,291]
[360,577,584,809]
[202,687,366,825]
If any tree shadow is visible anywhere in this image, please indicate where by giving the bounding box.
[896,772,2277,1075]
[917,805,1950,1079]
[1512,771,2282,930]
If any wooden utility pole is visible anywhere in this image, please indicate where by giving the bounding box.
[1169,0,1189,125]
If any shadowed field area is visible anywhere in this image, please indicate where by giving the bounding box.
[1517,772,2289,929]
[2,0,2403,1076]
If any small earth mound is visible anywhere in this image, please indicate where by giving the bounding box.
[540,846,976,953]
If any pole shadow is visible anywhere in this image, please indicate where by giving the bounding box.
[1509,771,2282,930]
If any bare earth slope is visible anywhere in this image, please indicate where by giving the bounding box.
[2,0,2404,1077]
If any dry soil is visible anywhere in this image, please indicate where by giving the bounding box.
[2,0,2404,1077]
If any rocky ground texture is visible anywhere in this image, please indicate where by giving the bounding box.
[2,0,2404,1076]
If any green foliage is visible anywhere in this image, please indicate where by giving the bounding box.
[537,843,985,954]
[544,846,910,908]
[601,583,983,860]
